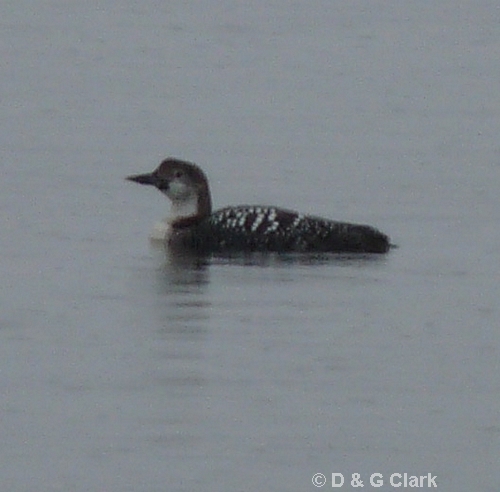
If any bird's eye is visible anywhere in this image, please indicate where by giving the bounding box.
[174,171,183,178]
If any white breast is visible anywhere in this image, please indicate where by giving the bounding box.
[149,219,171,242]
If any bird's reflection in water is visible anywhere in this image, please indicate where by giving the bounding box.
[150,244,389,346]
[151,246,211,343]
[167,249,388,269]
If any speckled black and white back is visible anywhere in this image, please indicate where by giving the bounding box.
[176,205,390,254]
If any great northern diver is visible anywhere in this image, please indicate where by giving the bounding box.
[127,158,391,254]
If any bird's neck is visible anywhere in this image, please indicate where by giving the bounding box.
[169,182,212,228]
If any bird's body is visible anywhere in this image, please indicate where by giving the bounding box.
[127,158,392,255]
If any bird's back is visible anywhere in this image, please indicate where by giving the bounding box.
[170,205,390,254]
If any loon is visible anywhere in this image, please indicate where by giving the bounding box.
[126,158,392,254]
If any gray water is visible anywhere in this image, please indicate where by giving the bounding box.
[1,2,499,491]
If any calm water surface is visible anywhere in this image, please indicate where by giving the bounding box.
[1,1,499,491]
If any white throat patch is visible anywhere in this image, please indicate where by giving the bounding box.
[170,197,198,219]
[159,181,199,219]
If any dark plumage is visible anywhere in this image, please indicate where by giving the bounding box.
[127,158,392,255]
